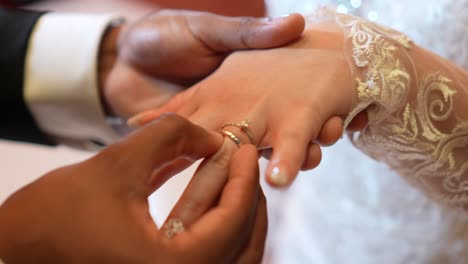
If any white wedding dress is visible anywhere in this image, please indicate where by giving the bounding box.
[263,1,468,263]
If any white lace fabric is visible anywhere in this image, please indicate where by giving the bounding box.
[263,1,468,263]
[313,9,468,208]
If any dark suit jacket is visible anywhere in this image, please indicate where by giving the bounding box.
[0,8,52,145]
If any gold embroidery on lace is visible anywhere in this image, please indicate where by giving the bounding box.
[334,12,468,208]
[336,13,412,121]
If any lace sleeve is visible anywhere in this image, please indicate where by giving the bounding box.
[314,9,468,208]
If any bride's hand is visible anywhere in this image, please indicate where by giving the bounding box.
[102,10,305,118]
[128,27,361,187]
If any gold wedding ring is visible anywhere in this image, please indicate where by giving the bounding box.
[221,120,255,145]
[219,130,242,146]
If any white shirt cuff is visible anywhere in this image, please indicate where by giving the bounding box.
[24,13,121,147]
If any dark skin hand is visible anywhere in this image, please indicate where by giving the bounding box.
[0,114,267,263]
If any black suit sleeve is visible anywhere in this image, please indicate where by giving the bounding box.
[0,8,54,145]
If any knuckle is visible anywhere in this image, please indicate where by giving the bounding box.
[180,198,205,216]
[239,17,257,28]
[211,143,236,169]
[295,104,318,122]
[238,17,259,47]
[152,9,180,18]
[277,128,304,143]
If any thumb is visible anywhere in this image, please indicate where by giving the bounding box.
[103,113,223,197]
[188,13,305,51]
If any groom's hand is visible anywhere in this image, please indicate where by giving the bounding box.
[99,10,306,118]
[120,10,305,82]
[0,114,218,263]
[0,114,267,263]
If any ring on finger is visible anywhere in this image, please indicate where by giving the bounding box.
[221,120,255,145]
[219,130,242,146]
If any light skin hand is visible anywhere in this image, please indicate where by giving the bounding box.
[0,114,266,263]
[98,10,306,119]
[128,25,369,187]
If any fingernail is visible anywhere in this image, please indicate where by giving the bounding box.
[263,14,292,23]
[127,110,158,128]
[270,166,289,186]
[127,115,142,128]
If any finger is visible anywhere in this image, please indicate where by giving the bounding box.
[263,143,321,172]
[316,115,343,146]
[189,13,305,51]
[347,111,369,132]
[265,110,319,187]
[182,145,260,260]
[235,188,268,264]
[131,103,260,148]
[127,87,198,128]
[187,106,269,148]
[301,142,322,171]
[100,113,223,196]
[149,158,193,191]
[162,138,238,234]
